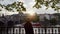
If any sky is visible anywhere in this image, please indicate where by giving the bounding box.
[0,0,59,15]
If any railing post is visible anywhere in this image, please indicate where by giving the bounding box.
[0,27,2,34]
[1,26,59,34]
[7,27,8,34]
[46,28,52,34]
[34,28,39,34]
[45,27,46,34]
[39,28,45,34]
[21,28,25,34]
[53,28,59,34]
[19,27,20,34]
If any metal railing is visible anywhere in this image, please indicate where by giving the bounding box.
[0,26,60,34]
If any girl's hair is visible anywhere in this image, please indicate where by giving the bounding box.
[25,18,31,22]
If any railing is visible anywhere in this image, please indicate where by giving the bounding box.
[0,27,60,34]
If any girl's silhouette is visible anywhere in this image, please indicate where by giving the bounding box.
[24,18,34,34]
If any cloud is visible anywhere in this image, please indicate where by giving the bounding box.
[0,0,17,5]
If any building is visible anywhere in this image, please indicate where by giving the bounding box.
[0,12,27,25]
[38,14,59,21]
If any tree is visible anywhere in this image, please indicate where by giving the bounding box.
[50,18,57,25]
[0,21,4,27]
[32,13,39,22]
[33,0,60,12]
[0,2,26,12]
[44,17,48,21]
[7,21,14,27]
[0,0,60,12]
[44,17,50,26]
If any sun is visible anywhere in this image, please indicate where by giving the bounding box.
[22,11,36,20]
[26,11,35,15]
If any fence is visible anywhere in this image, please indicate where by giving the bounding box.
[0,26,60,34]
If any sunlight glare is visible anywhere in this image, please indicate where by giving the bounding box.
[26,11,35,15]
[23,10,35,16]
